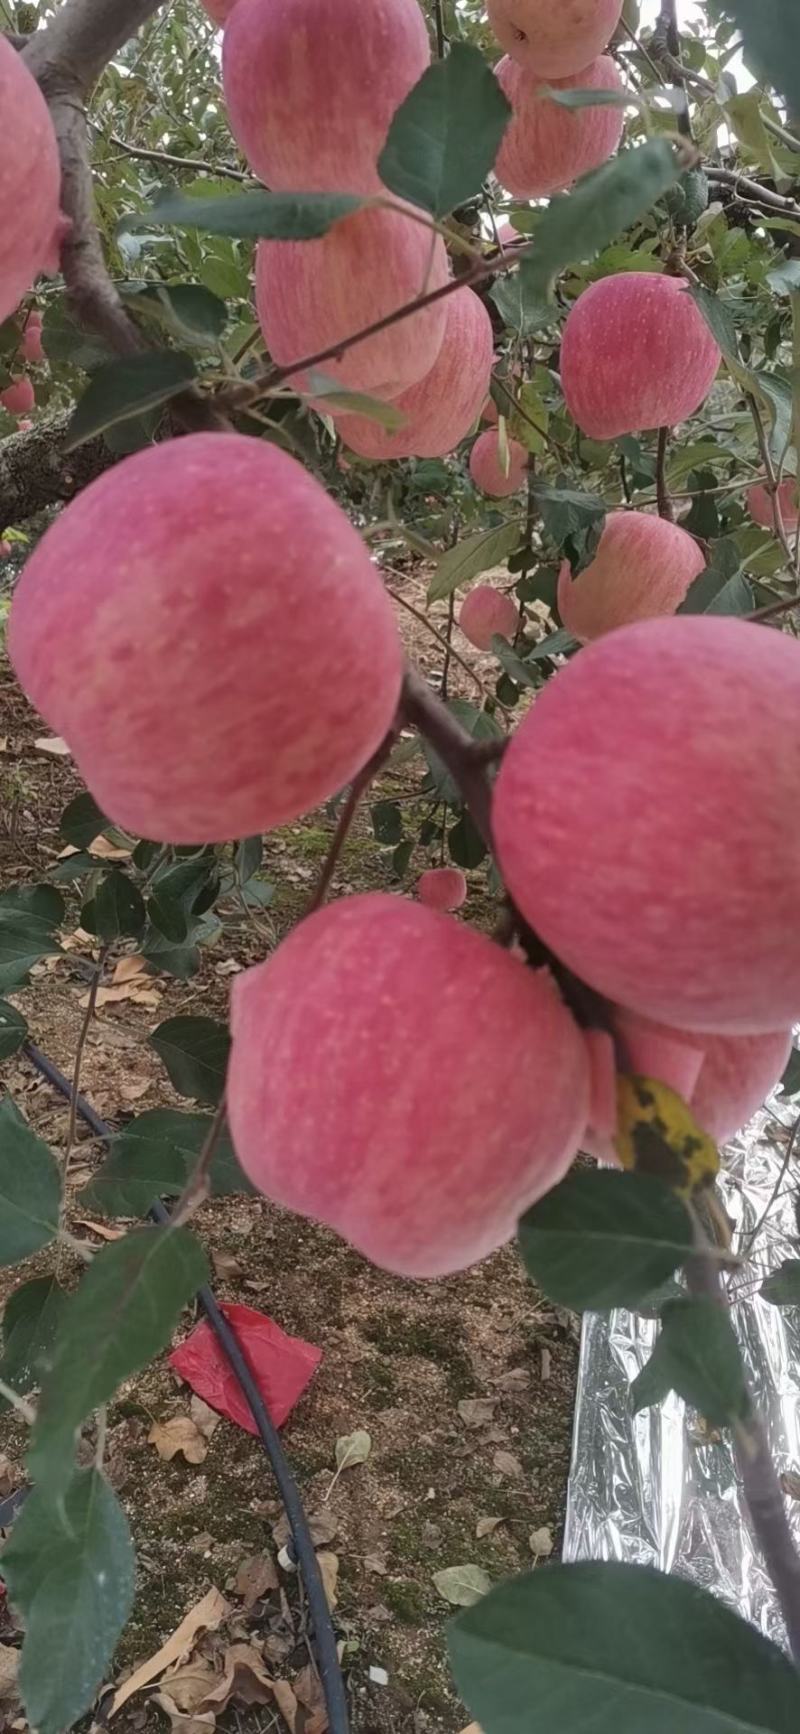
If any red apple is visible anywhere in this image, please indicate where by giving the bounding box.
[227,893,590,1276]
[584,1012,792,1156]
[469,428,528,496]
[9,433,403,843]
[202,0,235,23]
[557,510,704,640]
[0,40,66,326]
[20,311,45,366]
[417,868,468,911]
[487,0,623,76]
[747,480,799,533]
[333,286,492,459]
[256,205,449,399]
[495,56,625,199]
[223,0,430,192]
[492,615,800,1034]
[560,272,721,439]
[459,584,519,650]
[1,376,34,415]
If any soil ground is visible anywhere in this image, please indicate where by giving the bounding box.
[0,564,578,1734]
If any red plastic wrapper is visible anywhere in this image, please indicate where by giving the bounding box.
[169,1303,322,1434]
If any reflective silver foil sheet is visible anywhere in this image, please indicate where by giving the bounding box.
[563,1081,800,1646]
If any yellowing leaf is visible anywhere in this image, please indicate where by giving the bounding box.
[614,1075,720,1199]
[148,1415,209,1464]
[433,1564,492,1607]
[317,1550,340,1610]
[334,1428,371,1471]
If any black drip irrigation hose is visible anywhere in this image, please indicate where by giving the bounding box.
[22,1040,351,1734]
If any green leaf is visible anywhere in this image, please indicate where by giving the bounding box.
[80,1108,253,1216]
[423,700,503,805]
[235,836,262,884]
[534,483,606,549]
[0,901,62,993]
[147,889,189,944]
[120,280,228,344]
[751,371,794,467]
[679,537,742,613]
[761,1259,800,1307]
[41,302,114,372]
[449,1559,800,1734]
[0,999,27,1060]
[491,637,544,690]
[2,1469,134,1734]
[631,1297,747,1426]
[428,521,521,603]
[447,811,487,869]
[60,791,109,849]
[29,1225,208,1495]
[149,1014,230,1103]
[490,269,554,337]
[704,571,754,615]
[0,1101,61,1266]
[0,1276,70,1411]
[378,43,510,218]
[779,1047,800,1098]
[687,285,743,373]
[122,186,363,240]
[518,1171,693,1312]
[433,1563,491,1606]
[527,627,580,659]
[520,140,680,304]
[371,801,404,845]
[630,1340,676,1413]
[306,372,405,429]
[547,85,633,110]
[0,884,64,926]
[392,839,415,878]
[64,351,197,452]
[51,850,95,883]
[89,872,146,942]
[718,0,800,118]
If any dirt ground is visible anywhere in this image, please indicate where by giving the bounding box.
[0,564,578,1734]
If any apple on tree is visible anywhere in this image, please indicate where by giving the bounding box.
[557,511,705,641]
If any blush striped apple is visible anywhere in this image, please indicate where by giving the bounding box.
[495,55,625,199]
[0,39,66,326]
[487,0,623,76]
[469,429,528,496]
[560,273,720,439]
[557,511,704,641]
[334,287,492,459]
[227,894,590,1277]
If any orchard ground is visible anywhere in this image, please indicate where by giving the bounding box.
[0,564,575,1734]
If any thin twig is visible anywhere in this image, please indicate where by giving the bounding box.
[103,131,248,181]
[748,593,800,624]
[706,167,800,222]
[304,726,401,917]
[64,943,108,1184]
[387,583,512,714]
[400,666,495,846]
[655,426,675,521]
[171,1095,228,1226]
[433,0,445,59]
[746,392,793,566]
[94,1404,108,1471]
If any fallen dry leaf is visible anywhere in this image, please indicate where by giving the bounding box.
[540,1346,552,1380]
[317,1550,339,1611]
[80,981,162,1010]
[294,1661,328,1732]
[459,1725,483,1734]
[201,1643,273,1709]
[112,954,148,983]
[334,1429,371,1472]
[73,1216,126,1242]
[157,1660,218,1713]
[529,1525,554,1559]
[152,1692,215,1734]
[0,1643,19,1703]
[475,1516,504,1539]
[492,1450,523,1479]
[272,1678,299,1732]
[458,1398,496,1428]
[110,1587,230,1714]
[211,1249,245,1281]
[363,1554,388,1575]
[149,1415,209,1464]
[433,1564,491,1607]
[34,735,70,756]
[0,1454,21,1498]
[272,1507,338,1551]
[232,1553,279,1611]
[88,833,132,860]
[190,1396,220,1440]
[781,1470,800,1501]
[497,1367,530,1392]
[121,1077,151,1102]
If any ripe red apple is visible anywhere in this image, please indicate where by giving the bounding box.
[227,893,590,1277]
[557,510,704,641]
[9,433,403,843]
[202,0,234,23]
[469,428,528,496]
[256,205,449,399]
[20,312,45,366]
[747,480,799,533]
[560,272,721,439]
[584,1013,792,1157]
[417,868,467,911]
[0,40,66,326]
[487,0,623,76]
[1,376,34,415]
[333,287,492,459]
[223,0,430,192]
[492,615,800,1034]
[459,584,519,650]
[495,56,625,199]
